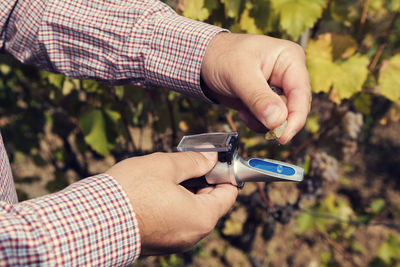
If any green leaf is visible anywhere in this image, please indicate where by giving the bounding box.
[182,0,210,21]
[297,212,315,232]
[390,0,400,11]
[78,108,120,156]
[0,64,11,75]
[47,73,64,89]
[378,54,400,102]
[251,0,277,33]
[221,0,243,19]
[239,4,263,34]
[306,33,369,102]
[305,113,320,135]
[333,54,369,101]
[377,235,400,263]
[370,198,385,214]
[271,0,327,39]
[354,93,372,115]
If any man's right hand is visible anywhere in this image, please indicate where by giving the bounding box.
[201,33,312,144]
[105,151,238,255]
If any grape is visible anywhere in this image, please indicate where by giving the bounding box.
[311,152,339,182]
[272,204,294,225]
[261,214,276,240]
[342,111,363,139]
[265,120,287,140]
[341,139,358,161]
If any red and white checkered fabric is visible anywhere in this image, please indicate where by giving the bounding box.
[0,0,226,265]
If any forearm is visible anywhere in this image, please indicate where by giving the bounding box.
[1,0,225,99]
[0,174,140,266]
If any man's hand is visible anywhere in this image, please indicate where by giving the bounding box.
[202,33,312,144]
[105,151,238,255]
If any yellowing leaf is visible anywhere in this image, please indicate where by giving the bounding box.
[331,34,357,60]
[221,0,242,19]
[271,0,327,39]
[306,34,333,61]
[333,54,369,100]
[240,6,263,34]
[354,93,372,115]
[307,57,337,93]
[306,33,369,102]
[390,0,400,11]
[182,0,210,21]
[378,54,400,102]
[305,114,320,135]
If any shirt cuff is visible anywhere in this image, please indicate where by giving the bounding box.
[142,14,227,101]
[21,174,140,266]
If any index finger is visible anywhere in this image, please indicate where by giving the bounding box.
[195,184,238,221]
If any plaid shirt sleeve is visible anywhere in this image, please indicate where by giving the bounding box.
[1,0,226,100]
[0,173,141,266]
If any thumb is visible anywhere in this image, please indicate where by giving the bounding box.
[231,70,288,129]
[157,151,217,184]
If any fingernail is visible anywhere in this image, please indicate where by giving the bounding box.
[282,129,297,144]
[262,105,281,127]
[200,151,217,162]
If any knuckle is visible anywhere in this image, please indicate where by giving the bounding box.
[186,151,205,170]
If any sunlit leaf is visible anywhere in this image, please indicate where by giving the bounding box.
[378,54,400,102]
[78,108,120,156]
[296,212,314,232]
[271,0,327,39]
[333,54,369,101]
[377,235,400,263]
[240,5,263,34]
[306,33,369,102]
[370,198,385,214]
[0,64,11,75]
[390,0,400,11]
[47,73,64,89]
[305,113,320,135]
[221,0,243,19]
[182,0,210,21]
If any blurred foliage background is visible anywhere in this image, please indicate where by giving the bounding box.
[1,0,400,266]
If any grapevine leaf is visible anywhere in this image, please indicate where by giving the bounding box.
[377,235,400,263]
[182,0,210,21]
[307,57,337,93]
[305,113,320,135]
[0,64,11,75]
[370,198,385,214]
[354,93,372,115]
[240,5,263,34]
[378,54,400,102]
[307,33,369,102]
[390,0,400,11]
[271,0,327,39]
[221,0,243,19]
[47,73,64,89]
[296,213,314,232]
[330,0,359,26]
[333,54,369,101]
[251,0,278,33]
[331,34,357,60]
[78,108,120,156]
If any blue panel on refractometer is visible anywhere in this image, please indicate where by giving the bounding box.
[248,158,295,176]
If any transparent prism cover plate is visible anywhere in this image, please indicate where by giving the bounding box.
[177,132,238,152]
